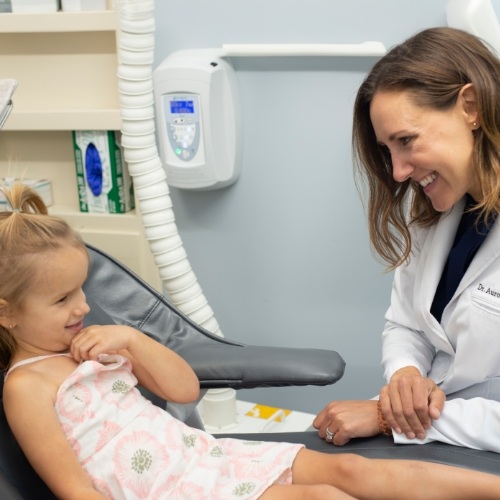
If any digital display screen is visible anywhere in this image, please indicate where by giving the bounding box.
[170,100,194,114]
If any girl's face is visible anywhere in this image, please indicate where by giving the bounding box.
[369,88,480,212]
[10,246,90,356]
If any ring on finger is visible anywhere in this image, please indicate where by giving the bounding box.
[325,427,335,441]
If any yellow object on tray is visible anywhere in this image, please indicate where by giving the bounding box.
[245,404,292,421]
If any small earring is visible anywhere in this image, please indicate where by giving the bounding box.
[473,121,478,128]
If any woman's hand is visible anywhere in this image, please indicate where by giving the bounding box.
[380,366,445,439]
[313,400,381,446]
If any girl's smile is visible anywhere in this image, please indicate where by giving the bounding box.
[66,320,85,334]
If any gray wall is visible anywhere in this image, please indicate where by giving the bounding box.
[152,0,448,414]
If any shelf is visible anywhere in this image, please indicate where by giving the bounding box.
[0,11,116,33]
[4,109,122,131]
[0,6,161,291]
[0,27,119,130]
[222,42,387,57]
[50,205,139,225]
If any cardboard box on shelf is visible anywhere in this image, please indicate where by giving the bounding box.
[10,0,58,13]
[0,178,53,208]
[61,0,107,11]
[72,130,134,214]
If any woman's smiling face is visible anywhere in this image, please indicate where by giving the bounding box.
[369,87,480,212]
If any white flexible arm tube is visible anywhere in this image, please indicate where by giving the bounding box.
[115,0,221,336]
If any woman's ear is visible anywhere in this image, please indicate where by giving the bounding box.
[459,83,479,128]
[0,299,15,329]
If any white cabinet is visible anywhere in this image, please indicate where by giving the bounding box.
[0,7,161,290]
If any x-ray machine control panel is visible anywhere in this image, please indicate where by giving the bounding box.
[154,49,241,190]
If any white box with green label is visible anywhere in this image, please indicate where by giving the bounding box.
[72,131,134,214]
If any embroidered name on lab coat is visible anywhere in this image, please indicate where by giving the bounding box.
[477,283,500,298]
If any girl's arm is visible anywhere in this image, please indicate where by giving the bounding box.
[3,370,106,500]
[70,324,200,403]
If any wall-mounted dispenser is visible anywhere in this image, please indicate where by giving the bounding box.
[153,49,242,190]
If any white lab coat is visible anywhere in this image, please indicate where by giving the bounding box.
[382,196,500,452]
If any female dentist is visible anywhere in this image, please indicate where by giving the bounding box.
[314,26,500,453]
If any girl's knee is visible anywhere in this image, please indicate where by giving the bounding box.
[260,483,354,500]
[293,448,369,486]
[306,484,356,499]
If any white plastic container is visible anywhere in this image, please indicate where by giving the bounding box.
[61,0,106,11]
[11,0,58,12]
[198,389,238,430]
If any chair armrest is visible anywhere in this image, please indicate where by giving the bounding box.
[176,342,345,389]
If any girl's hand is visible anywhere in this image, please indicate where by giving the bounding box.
[70,324,200,404]
[313,400,381,446]
[380,366,445,439]
[70,325,137,362]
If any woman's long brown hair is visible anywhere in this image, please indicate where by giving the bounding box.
[353,27,500,269]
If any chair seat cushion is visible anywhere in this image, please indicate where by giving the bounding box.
[218,431,500,476]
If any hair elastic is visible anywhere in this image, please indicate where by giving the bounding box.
[4,199,21,213]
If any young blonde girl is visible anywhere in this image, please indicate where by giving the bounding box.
[2,183,500,499]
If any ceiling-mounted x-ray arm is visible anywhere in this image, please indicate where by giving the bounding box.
[446,0,500,56]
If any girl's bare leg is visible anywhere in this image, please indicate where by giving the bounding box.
[260,483,356,500]
[290,449,500,500]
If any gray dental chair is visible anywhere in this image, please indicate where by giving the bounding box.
[0,243,346,499]
[1,244,500,500]
[0,76,345,498]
